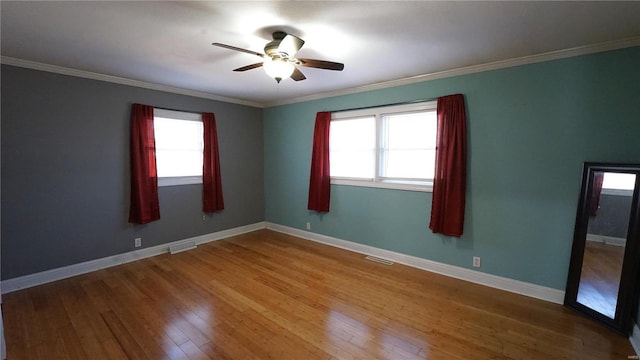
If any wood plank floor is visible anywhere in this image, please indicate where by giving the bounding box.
[3,229,636,359]
[577,241,625,319]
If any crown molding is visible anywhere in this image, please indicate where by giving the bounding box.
[264,37,640,108]
[3,37,639,109]
[0,56,263,108]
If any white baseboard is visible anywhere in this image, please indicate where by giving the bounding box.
[2,220,565,305]
[1,222,266,294]
[586,233,626,247]
[631,323,640,357]
[266,222,565,304]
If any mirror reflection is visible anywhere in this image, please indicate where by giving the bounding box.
[577,172,636,318]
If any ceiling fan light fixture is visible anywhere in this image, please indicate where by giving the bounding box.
[263,57,295,83]
[212,31,344,83]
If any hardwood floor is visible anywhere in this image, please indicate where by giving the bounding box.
[577,241,625,319]
[3,229,636,359]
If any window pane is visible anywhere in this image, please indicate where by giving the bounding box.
[385,149,435,179]
[154,117,203,150]
[330,117,375,179]
[154,117,203,178]
[603,172,636,190]
[381,111,436,180]
[155,150,203,177]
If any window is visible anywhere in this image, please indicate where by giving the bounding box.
[330,101,436,192]
[602,172,636,196]
[153,109,203,186]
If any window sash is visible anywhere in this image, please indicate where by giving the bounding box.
[380,110,436,181]
[153,109,204,186]
[329,102,436,191]
[329,116,376,180]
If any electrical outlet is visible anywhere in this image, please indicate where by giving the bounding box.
[306,222,311,230]
[135,237,142,248]
[473,256,481,268]
[202,214,206,221]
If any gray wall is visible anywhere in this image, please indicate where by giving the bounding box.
[587,193,633,239]
[1,65,265,279]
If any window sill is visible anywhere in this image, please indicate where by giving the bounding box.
[158,176,202,187]
[331,178,433,192]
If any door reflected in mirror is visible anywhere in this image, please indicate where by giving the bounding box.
[577,172,635,319]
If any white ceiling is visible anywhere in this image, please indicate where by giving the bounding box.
[2,1,640,107]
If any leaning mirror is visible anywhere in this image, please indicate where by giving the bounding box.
[565,162,640,335]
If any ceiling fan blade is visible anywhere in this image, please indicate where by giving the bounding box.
[278,34,305,57]
[298,58,344,71]
[212,42,264,58]
[290,67,306,81]
[233,62,264,72]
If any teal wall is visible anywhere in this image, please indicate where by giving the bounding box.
[263,46,640,290]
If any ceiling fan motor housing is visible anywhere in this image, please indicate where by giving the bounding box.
[264,42,285,58]
[264,31,290,59]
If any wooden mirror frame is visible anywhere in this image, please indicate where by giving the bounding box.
[564,162,640,335]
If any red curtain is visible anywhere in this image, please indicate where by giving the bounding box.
[589,172,604,216]
[129,104,160,224]
[202,112,225,212]
[308,112,332,212]
[429,94,467,237]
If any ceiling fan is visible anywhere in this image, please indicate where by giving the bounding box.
[212,31,344,83]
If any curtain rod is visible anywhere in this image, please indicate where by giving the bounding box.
[328,98,436,114]
[152,105,203,114]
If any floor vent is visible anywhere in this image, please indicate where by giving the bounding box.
[365,255,394,265]
[169,241,197,255]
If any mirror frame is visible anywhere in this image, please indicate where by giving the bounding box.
[565,162,640,335]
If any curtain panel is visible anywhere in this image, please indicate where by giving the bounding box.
[202,112,225,212]
[129,103,160,224]
[589,172,604,216]
[429,94,467,237]
[308,111,332,212]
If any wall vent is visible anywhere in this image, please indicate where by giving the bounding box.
[169,240,197,255]
[365,255,394,265]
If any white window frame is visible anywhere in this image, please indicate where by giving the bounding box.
[330,101,437,192]
[154,108,203,187]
